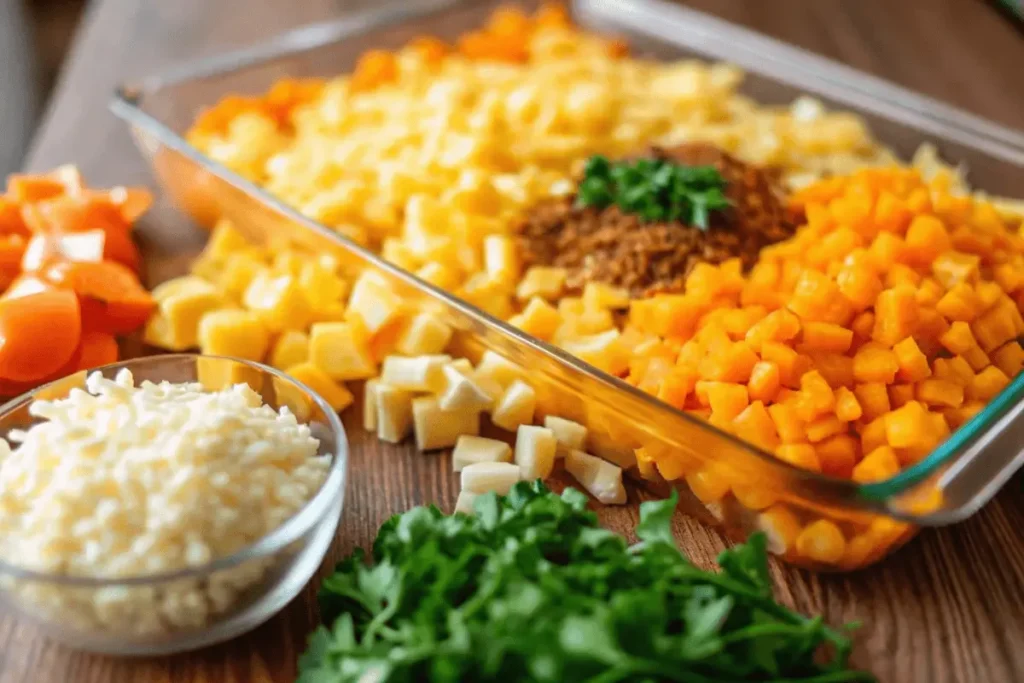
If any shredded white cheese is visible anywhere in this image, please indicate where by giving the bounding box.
[0,369,330,636]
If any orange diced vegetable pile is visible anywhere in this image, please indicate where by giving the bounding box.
[624,167,1024,483]
[0,167,155,395]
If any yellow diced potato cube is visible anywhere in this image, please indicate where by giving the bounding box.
[474,350,526,389]
[483,235,520,284]
[510,297,561,340]
[404,194,445,239]
[460,462,521,495]
[491,379,536,431]
[198,309,271,360]
[363,378,379,432]
[452,435,513,472]
[376,383,414,443]
[243,272,312,332]
[565,450,626,504]
[309,322,377,380]
[381,238,421,271]
[514,425,557,480]
[152,289,226,351]
[151,275,218,304]
[516,266,566,301]
[412,396,480,451]
[269,330,310,370]
[438,364,493,412]
[454,490,478,515]
[309,302,347,324]
[346,272,407,335]
[220,254,268,300]
[272,252,306,277]
[285,362,354,413]
[582,282,630,311]
[415,262,460,290]
[395,313,453,356]
[543,416,588,456]
[204,220,250,260]
[576,308,615,334]
[380,354,450,392]
[561,329,628,375]
[299,261,348,310]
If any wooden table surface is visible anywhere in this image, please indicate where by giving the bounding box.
[4,0,1024,681]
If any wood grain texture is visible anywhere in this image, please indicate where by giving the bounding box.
[5,0,1024,681]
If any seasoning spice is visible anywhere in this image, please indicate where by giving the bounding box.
[516,144,795,297]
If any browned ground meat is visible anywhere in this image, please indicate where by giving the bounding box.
[515,143,796,298]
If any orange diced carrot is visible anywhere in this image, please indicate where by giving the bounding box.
[885,263,922,289]
[834,386,863,422]
[993,341,1024,378]
[850,310,875,341]
[968,366,1010,402]
[904,214,951,265]
[657,368,696,409]
[888,383,915,409]
[854,382,891,422]
[938,321,977,356]
[761,341,803,388]
[349,50,399,92]
[816,434,858,478]
[943,401,985,429]
[869,232,907,270]
[787,270,850,325]
[697,381,749,421]
[733,401,780,451]
[768,403,805,444]
[748,361,781,403]
[859,415,889,453]
[698,341,759,383]
[805,415,847,443]
[932,251,980,289]
[935,283,981,323]
[916,378,965,408]
[972,299,1020,353]
[744,308,801,351]
[798,321,853,353]
[853,344,899,384]
[852,445,901,483]
[775,443,821,472]
[808,352,855,388]
[797,370,836,421]
[872,286,918,347]
[885,401,930,449]
[893,336,931,382]
[915,277,945,307]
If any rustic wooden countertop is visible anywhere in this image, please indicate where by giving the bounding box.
[3,1,1024,681]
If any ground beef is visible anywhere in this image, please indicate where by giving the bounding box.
[515,143,796,298]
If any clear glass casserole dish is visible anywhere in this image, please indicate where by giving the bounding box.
[110,0,1024,571]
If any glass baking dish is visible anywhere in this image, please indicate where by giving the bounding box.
[110,0,1024,570]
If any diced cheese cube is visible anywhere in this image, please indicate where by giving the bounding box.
[514,425,557,480]
[454,490,478,515]
[543,416,588,456]
[483,235,520,284]
[509,296,562,341]
[415,262,460,290]
[269,330,310,371]
[380,354,450,392]
[198,309,271,361]
[376,383,413,443]
[491,380,536,431]
[460,462,521,495]
[565,450,626,504]
[298,261,348,310]
[411,396,480,451]
[309,322,377,380]
[582,282,630,311]
[448,358,474,375]
[474,350,525,388]
[284,362,354,413]
[346,272,406,335]
[363,378,379,432]
[438,364,493,412]
[150,288,225,351]
[395,313,453,356]
[151,275,218,304]
[516,266,567,301]
[452,435,513,472]
[243,272,312,332]
[561,329,628,375]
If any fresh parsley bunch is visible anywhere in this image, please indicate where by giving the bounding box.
[577,154,731,229]
[298,482,874,683]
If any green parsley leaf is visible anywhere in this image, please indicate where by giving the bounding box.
[298,482,874,683]
[577,155,731,229]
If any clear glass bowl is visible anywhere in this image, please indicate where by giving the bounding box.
[0,355,348,655]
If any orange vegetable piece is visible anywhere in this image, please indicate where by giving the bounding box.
[816,434,858,478]
[885,401,931,449]
[852,446,901,483]
[903,214,950,265]
[993,341,1024,378]
[6,175,65,203]
[972,299,1020,353]
[748,361,780,402]
[41,260,155,335]
[836,264,883,312]
[932,251,980,289]
[732,401,780,451]
[696,381,749,421]
[916,378,964,408]
[798,321,853,353]
[657,368,695,409]
[888,383,915,409]
[797,370,835,421]
[761,341,804,388]
[807,352,854,389]
[872,286,918,348]
[698,341,759,383]
[893,337,931,382]
[968,366,1010,402]
[0,197,29,236]
[852,344,899,384]
[935,283,981,323]
[768,403,805,444]
[859,415,889,453]
[854,382,891,421]
[805,415,847,443]
[0,235,26,291]
[76,330,119,370]
[0,289,81,382]
[834,386,863,422]
[350,50,399,92]
[775,443,821,472]
[744,308,800,351]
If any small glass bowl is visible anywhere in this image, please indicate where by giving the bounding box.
[0,354,348,656]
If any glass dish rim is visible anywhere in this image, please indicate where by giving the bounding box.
[106,0,1024,517]
[0,354,349,587]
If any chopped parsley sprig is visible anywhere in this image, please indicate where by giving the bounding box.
[299,482,874,683]
[577,154,731,229]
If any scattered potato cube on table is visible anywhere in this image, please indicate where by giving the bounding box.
[438,364,493,412]
[514,425,557,480]
[565,449,626,504]
[363,378,380,432]
[543,416,588,456]
[284,362,354,413]
[346,272,407,335]
[474,350,526,388]
[491,379,536,431]
[412,396,480,451]
[460,462,521,495]
[452,435,513,472]
[376,383,414,443]
[395,313,453,356]
[243,272,312,332]
[380,355,450,392]
[454,490,478,515]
